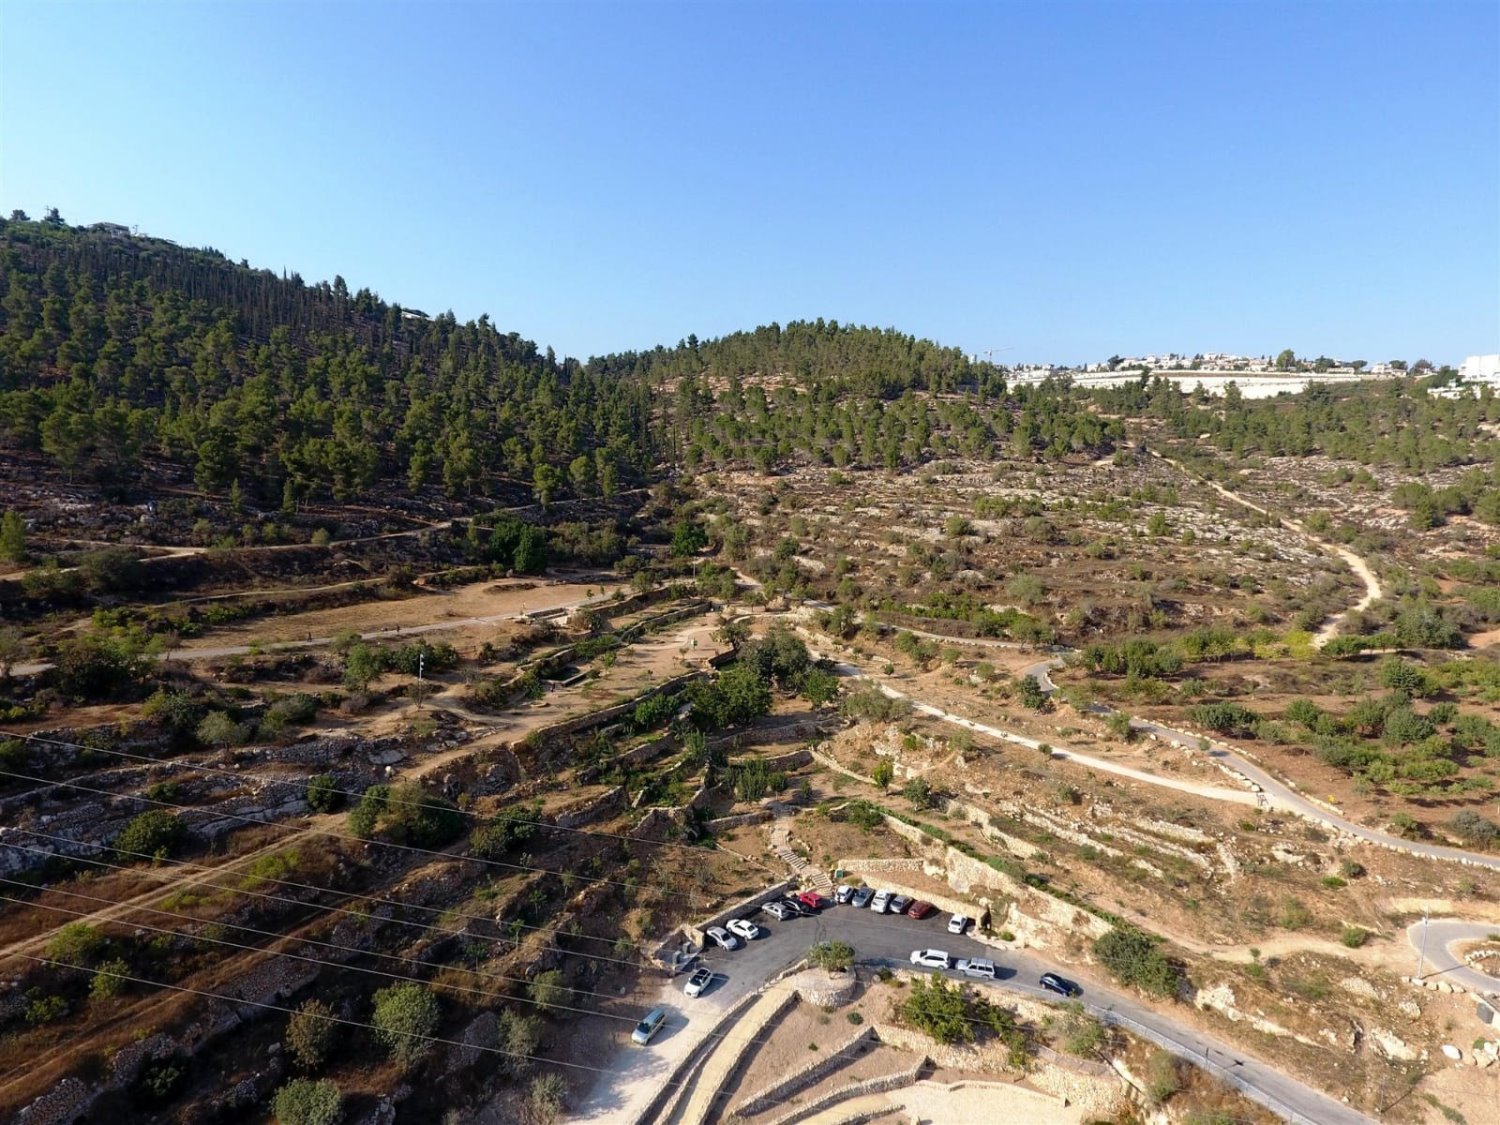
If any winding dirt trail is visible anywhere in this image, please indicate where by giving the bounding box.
[1143,446,1384,647]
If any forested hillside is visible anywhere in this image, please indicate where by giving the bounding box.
[1,217,1123,505]
[0,216,656,506]
[593,325,1122,471]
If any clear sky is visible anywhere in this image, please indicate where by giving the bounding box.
[2,1,1496,366]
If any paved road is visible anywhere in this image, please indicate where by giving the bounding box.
[1406,918,1500,996]
[578,901,1374,1125]
[1014,650,1500,875]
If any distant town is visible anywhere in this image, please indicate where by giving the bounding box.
[998,351,1500,399]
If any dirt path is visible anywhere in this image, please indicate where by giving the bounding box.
[1144,447,1384,647]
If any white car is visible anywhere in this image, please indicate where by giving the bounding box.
[726,918,763,942]
[683,967,715,997]
[834,884,856,904]
[761,901,795,921]
[909,949,952,970]
[705,926,741,951]
[956,957,996,980]
[947,914,971,935]
[869,889,894,914]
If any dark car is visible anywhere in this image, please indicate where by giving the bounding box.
[889,894,913,916]
[906,900,937,920]
[780,895,817,918]
[1039,972,1082,997]
[850,886,875,909]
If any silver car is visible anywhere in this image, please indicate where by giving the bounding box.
[632,1008,667,1044]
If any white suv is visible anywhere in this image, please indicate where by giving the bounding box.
[726,918,762,942]
[909,949,952,970]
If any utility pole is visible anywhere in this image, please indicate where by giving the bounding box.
[1415,911,1430,980]
[417,649,425,712]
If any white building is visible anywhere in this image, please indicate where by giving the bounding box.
[1459,354,1500,384]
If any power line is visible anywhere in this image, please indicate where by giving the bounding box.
[0,830,647,965]
[0,870,633,1010]
[0,765,667,896]
[0,720,727,857]
[0,888,639,1026]
[1,949,629,1081]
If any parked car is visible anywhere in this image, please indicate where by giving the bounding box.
[727,918,763,942]
[889,894,913,916]
[781,895,817,917]
[705,926,741,951]
[956,957,996,980]
[796,891,830,911]
[834,884,856,904]
[761,901,795,921]
[683,967,715,997]
[1039,972,1082,997]
[850,886,875,909]
[869,889,894,914]
[632,1008,667,1044]
[906,900,937,920]
[947,914,971,935]
[909,949,952,970]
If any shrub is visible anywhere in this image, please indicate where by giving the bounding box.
[115,810,187,861]
[1093,927,1182,999]
[499,1008,542,1077]
[350,782,464,847]
[272,1077,343,1125]
[808,941,855,972]
[1341,926,1370,948]
[527,1073,568,1125]
[1017,675,1048,710]
[528,970,568,1012]
[286,999,338,1071]
[1448,809,1499,847]
[1144,1048,1181,1103]
[872,759,894,790]
[45,922,104,966]
[899,973,975,1045]
[197,710,249,748]
[89,958,130,1000]
[305,774,343,813]
[371,982,440,1069]
[471,803,542,859]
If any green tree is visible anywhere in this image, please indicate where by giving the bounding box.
[305,774,343,813]
[529,969,569,1012]
[1017,675,1048,710]
[371,982,440,1069]
[898,973,974,1045]
[1093,927,1182,999]
[196,710,247,748]
[115,810,187,862]
[0,627,25,680]
[872,759,894,790]
[272,1077,343,1125]
[807,941,855,972]
[0,510,26,563]
[350,782,464,847]
[285,999,338,1071]
[670,518,709,557]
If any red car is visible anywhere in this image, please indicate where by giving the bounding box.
[796,891,830,911]
[906,900,937,920]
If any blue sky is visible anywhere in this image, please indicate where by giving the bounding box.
[3,1,1496,365]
